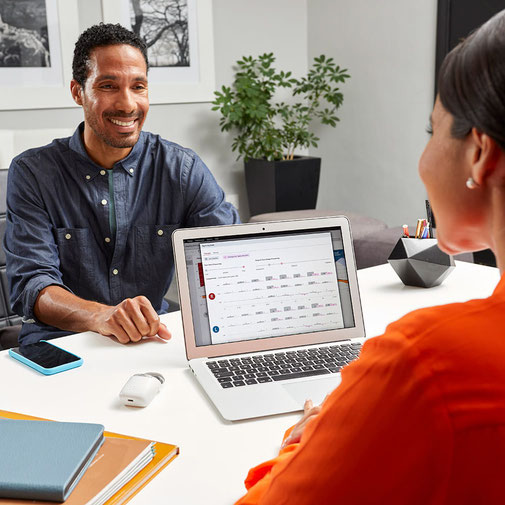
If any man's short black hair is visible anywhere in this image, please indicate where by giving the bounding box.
[72,23,149,87]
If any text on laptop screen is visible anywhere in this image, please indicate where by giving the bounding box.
[183,228,355,347]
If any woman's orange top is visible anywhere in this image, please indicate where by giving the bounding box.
[235,273,505,505]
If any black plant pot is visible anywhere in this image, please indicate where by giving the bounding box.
[244,156,321,216]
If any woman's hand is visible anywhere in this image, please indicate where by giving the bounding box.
[282,399,323,448]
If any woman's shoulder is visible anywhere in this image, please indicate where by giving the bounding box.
[359,289,505,396]
[362,290,505,429]
[385,292,505,346]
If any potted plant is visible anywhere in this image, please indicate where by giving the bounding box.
[212,53,350,216]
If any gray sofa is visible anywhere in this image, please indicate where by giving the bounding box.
[249,209,403,269]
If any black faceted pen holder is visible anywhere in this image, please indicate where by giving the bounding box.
[387,238,455,288]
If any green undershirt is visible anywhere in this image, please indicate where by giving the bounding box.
[108,169,117,242]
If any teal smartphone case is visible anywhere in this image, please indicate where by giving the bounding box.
[8,342,83,375]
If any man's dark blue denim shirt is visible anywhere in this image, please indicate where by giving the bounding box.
[4,124,240,345]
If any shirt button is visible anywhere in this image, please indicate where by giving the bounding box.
[112,268,118,275]
[65,233,71,240]
[104,237,111,243]
[101,199,107,206]
[85,175,91,180]
[129,168,134,174]
[157,229,164,236]
[100,170,106,175]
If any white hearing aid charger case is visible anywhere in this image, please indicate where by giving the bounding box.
[119,372,165,407]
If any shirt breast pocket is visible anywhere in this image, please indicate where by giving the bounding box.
[55,227,98,289]
[134,224,179,288]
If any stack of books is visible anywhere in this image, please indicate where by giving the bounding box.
[0,410,179,505]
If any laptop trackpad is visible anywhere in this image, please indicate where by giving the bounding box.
[282,377,341,407]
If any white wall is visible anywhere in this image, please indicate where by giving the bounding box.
[307,0,438,226]
[0,0,308,222]
[145,0,308,218]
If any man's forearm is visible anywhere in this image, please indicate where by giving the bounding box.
[33,286,171,343]
[34,285,107,333]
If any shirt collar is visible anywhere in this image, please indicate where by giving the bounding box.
[69,122,144,177]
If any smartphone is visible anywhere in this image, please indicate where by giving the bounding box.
[8,340,83,375]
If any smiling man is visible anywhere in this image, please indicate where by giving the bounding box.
[4,24,239,346]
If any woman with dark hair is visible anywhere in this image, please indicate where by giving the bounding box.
[234,9,505,505]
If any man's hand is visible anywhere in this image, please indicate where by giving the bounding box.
[35,286,172,344]
[282,399,323,448]
[92,295,172,344]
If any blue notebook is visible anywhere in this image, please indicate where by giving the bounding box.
[0,419,104,502]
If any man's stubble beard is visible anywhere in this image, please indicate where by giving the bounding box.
[85,111,142,149]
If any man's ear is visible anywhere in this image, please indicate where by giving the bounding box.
[70,79,83,106]
[469,128,504,186]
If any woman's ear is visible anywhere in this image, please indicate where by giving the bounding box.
[470,128,504,186]
[70,80,83,106]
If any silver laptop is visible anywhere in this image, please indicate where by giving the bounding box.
[172,217,365,421]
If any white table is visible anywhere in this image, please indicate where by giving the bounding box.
[0,262,500,505]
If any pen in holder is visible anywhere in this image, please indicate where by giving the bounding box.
[387,237,455,288]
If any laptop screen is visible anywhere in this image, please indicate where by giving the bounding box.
[182,226,355,347]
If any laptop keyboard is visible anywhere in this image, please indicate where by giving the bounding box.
[206,342,362,388]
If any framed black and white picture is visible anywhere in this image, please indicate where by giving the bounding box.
[102,0,215,103]
[0,0,79,110]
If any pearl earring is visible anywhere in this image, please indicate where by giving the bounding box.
[466,177,478,189]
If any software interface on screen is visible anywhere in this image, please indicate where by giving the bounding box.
[183,228,355,347]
